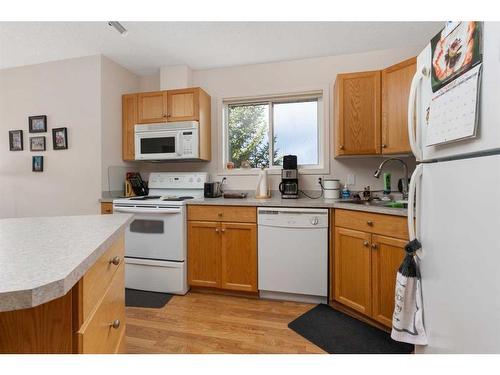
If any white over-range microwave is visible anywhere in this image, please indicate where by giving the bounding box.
[135,121,199,161]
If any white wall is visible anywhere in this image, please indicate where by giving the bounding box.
[0,56,102,218]
[139,72,160,92]
[138,46,419,193]
[100,56,140,192]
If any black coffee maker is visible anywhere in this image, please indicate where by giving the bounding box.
[279,155,299,199]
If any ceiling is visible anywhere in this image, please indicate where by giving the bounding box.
[0,22,443,76]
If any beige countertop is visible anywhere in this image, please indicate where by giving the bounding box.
[0,214,133,312]
[187,193,408,217]
[100,190,408,217]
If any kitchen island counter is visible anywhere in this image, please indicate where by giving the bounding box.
[0,214,133,312]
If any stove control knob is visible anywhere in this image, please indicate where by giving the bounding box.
[310,216,319,225]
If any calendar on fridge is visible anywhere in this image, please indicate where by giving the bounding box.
[426,63,482,146]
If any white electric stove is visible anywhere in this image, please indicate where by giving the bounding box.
[113,172,208,294]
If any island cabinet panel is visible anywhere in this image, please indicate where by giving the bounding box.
[335,70,381,156]
[0,234,126,354]
[80,236,124,322]
[167,88,199,121]
[187,205,258,294]
[334,227,372,315]
[187,221,221,288]
[122,93,138,161]
[371,235,406,327]
[77,265,126,354]
[0,291,73,354]
[381,57,417,154]
[137,91,168,124]
[220,223,258,292]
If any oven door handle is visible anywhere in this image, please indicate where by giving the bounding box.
[113,206,182,214]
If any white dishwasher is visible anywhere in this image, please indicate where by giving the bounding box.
[258,207,328,304]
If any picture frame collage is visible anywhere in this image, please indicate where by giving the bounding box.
[8,115,69,172]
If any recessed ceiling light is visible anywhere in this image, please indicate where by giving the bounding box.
[108,21,128,37]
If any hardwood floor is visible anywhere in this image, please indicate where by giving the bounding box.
[125,292,325,354]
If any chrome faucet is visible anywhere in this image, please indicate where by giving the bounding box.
[374,158,409,200]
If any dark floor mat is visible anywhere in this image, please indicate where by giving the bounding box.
[288,304,414,354]
[125,288,173,308]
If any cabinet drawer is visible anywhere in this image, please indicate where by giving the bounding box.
[188,205,256,223]
[78,265,125,354]
[101,202,113,215]
[335,209,408,239]
[81,236,124,321]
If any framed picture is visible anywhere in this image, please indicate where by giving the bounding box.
[30,136,46,151]
[32,156,44,172]
[9,130,23,151]
[52,127,68,150]
[29,115,47,133]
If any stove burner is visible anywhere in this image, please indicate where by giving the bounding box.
[129,196,161,201]
[162,196,194,202]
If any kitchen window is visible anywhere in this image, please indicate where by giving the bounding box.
[221,90,328,174]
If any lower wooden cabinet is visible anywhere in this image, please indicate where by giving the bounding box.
[371,235,406,327]
[188,221,221,288]
[187,206,258,293]
[333,209,407,328]
[334,227,372,315]
[220,223,257,292]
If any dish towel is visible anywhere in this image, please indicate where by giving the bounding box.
[391,239,428,345]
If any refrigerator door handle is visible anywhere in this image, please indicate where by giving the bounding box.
[408,68,427,161]
[408,164,423,243]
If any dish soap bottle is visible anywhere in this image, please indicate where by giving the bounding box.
[341,183,350,199]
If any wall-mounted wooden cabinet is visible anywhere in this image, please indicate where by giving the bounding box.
[187,205,258,293]
[137,91,168,124]
[381,57,417,154]
[334,57,416,157]
[122,87,211,161]
[332,209,407,328]
[334,70,381,156]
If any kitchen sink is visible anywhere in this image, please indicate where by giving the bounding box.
[338,199,408,209]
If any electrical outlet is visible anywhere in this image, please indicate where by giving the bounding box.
[347,174,356,186]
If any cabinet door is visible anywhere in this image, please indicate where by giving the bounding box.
[187,221,221,288]
[137,91,168,123]
[371,234,406,327]
[167,88,199,121]
[220,223,257,292]
[381,57,416,154]
[334,227,372,315]
[122,94,137,161]
[335,71,381,156]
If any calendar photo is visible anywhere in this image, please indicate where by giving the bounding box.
[431,21,483,92]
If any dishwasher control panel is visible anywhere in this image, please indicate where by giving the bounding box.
[257,208,328,228]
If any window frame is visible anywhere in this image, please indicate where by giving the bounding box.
[219,88,330,176]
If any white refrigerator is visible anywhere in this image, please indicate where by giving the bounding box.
[408,22,500,353]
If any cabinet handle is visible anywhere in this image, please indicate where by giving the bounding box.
[110,319,120,329]
[109,256,121,266]
[339,145,344,150]
[217,212,223,217]
[363,241,369,247]
[221,228,226,233]
[382,144,387,148]
[371,243,378,249]
[215,228,219,233]
[366,220,374,226]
